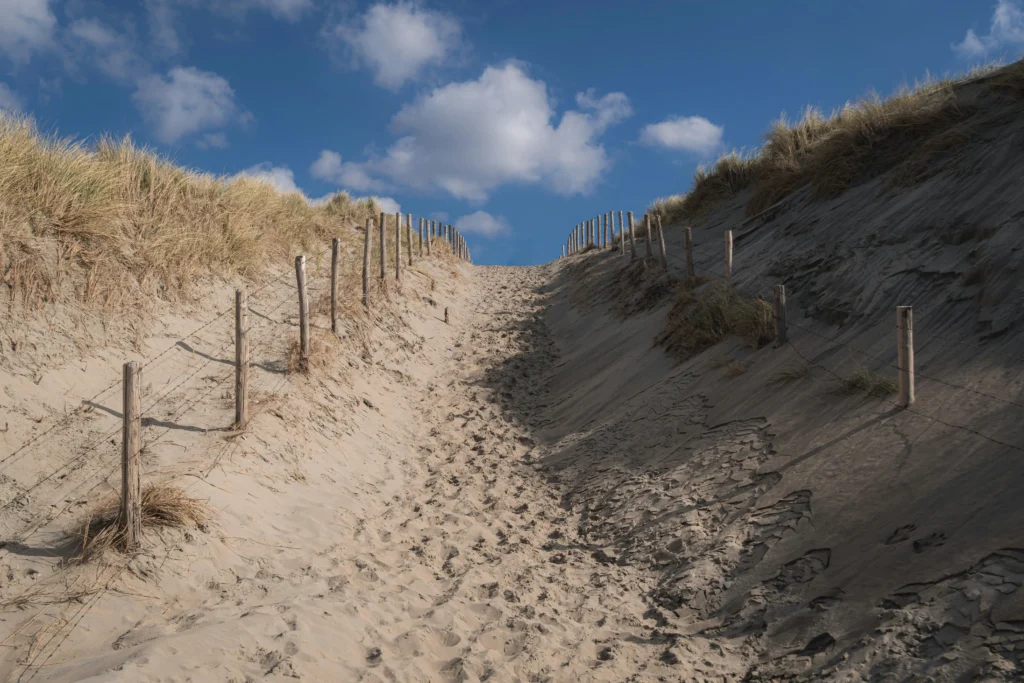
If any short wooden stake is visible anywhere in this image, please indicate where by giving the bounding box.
[897,306,915,408]
[296,255,310,367]
[362,218,372,309]
[773,285,787,347]
[606,212,612,249]
[235,289,249,428]
[427,220,433,256]
[444,307,449,324]
[330,238,340,333]
[724,230,733,282]
[394,211,402,281]
[561,245,566,259]
[656,215,668,269]
[619,211,625,256]
[644,215,653,261]
[684,226,694,278]
[120,360,142,551]
[628,211,636,261]
[378,212,386,279]
[418,217,424,257]
[406,213,414,266]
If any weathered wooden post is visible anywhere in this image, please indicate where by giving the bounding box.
[378,212,386,279]
[407,213,414,266]
[362,218,372,309]
[897,306,915,407]
[773,285,787,347]
[724,230,733,282]
[394,212,402,281]
[330,238,340,333]
[418,217,424,257]
[120,360,142,550]
[619,211,625,256]
[656,215,668,269]
[296,255,310,367]
[684,226,695,278]
[628,211,636,261]
[607,212,613,249]
[426,220,433,256]
[235,289,249,429]
[644,215,653,261]
[562,245,566,259]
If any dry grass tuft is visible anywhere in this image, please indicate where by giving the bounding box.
[287,328,340,374]
[657,281,775,360]
[767,362,812,386]
[648,62,1013,226]
[0,112,381,315]
[73,484,207,560]
[834,366,898,398]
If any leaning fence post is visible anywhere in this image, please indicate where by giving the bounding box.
[773,285,787,347]
[897,306,915,407]
[120,360,142,550]
[362,218,372,310]
[619,211,625,256]
[628,211,636,261]
[330,238,340,333]
[235,289,249,428]
[724,230,733,282]
[659,216,667,270]
[684,226,695,278]
[378,212,386,279]
[296,255,310,368]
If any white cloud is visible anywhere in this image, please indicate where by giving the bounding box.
[0,0,57,63]
[455,210,509,238]
[639,115,723,155]
[325,63,631,202]
[310,149,386,192]
[146,0,183,57]
[68,19,146,83]
[132,66,247,143]
[430,211,448,221]
[236,162,302,193]
[372,196,401,214]
[0,83,24,112]
[329,2,461,90]
[954,0,1024,58]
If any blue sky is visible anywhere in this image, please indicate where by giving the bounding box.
[0,0,1019,265]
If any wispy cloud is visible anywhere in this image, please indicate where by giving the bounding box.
[639,115,723,155]
[133,66,249,144]
[455,210,510,238]
[0,0,57,64]
[954,0,1024,59]
[0,83,24,112]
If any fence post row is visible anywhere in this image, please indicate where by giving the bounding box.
[120,360,142,551]
[235,289,249,429]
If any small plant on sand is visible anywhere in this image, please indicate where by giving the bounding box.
[767,362,812,386]
[834,367,897,398]
[287,328,339,374]
[73,484,207,560]
[658,282,775,360]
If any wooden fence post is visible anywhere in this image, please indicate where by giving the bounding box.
[235,289,249,429]
[773,285,787,347]
[897,306,915,407]
[427,220,433,256]
[684,226,695,278]
[562,245,566,259]
[407,213,414,266]
[419,217,424,257]
[378,212,386,280]
[656,215,668,269]
[724,230,733,282]
[619,211,625,256]
[296,255,309,368]
[607,212,613,249]
[330,237,340,333]
[628,211,636,261]
[120,360,142,551]
[395,212,402,281]
[644,215,653,261]
[362,218,372,309]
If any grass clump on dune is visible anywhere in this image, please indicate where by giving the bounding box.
[648,62,1014,227]
[73,484,208,560]
[834,366,897,398]
[657,281,775,361]
[0,112,381,313]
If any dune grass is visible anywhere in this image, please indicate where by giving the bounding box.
[834,367,898,398]
[0,112,382,314]
[657,281,775,361]
[648,61,1018,227]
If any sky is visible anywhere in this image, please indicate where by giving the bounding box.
[0,0,1020,265]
